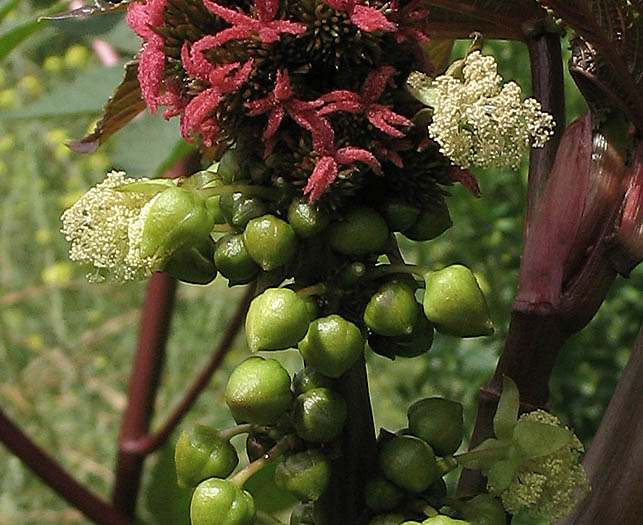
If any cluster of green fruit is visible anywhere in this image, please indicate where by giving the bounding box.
[365,398,505,525]
[176,359,350,525]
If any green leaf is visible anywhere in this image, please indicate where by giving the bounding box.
[486,457,520,492]
[0,1,67,60]
[458,438,509,470]
[244,461,298,514]
[0,0,20,24]
[513,420,572,458]
[493,376,519,441]
[144,441,192,525]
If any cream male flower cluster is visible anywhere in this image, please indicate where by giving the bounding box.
[427,51,555,170]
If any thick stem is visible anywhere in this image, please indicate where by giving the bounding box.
[315,356,377,525]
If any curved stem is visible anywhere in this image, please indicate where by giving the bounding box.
[229,434,296,487]
[219,423,255,441]
[296,283,327,298]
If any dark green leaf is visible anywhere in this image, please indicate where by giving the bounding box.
[514,420,572,458]
[458,438,509,470]
[493,376,519,441]
[67,61,146,153]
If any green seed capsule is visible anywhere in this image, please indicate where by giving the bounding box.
[378,435,440,493]
[383,200,421,232]
[214,234,260,285]
[274,450,331,502]
[364,475,404,512]
[292,367,335,396]
[225,356,292,424]
[243,214,297,271]
[364,281,419,337]
[245,288,311,352]
[422,265,493,337]
[403,200,452,242]
[190,478,256,525]
[292,387,347,443]
[175,425,239,488]
[328,206,389,255]
[407,397,464,456]
[297,315,364,378]
[288,199,330,238]
[461,494,505,525]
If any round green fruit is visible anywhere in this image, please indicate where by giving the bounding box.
[214,234,260,285]
[328,207,389,256]
[245,288,311,352]
[288,199,329,238]
[407,397,464,456]
[175,425,239,488]
[364,475,404,512]
[274,450,331,501]
[378,435,440,493]
[292,367,335,396]
[190,478,256,525]
[297,315,364,378]
[292,388,347,443]
[364,281,419,337]
[243,214,297,271]
[422,265,493,337]
[225,357,292,424]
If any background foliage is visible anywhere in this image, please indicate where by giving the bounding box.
[0,2,640,524]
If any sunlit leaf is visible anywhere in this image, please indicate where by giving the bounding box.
[493,376,519,441]
[514,420,572,458]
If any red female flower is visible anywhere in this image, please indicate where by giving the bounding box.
[322,0,396,32]
[319,66,412,138]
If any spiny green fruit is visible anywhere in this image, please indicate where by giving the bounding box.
[292,367,335,396]
[378,435,440,493]
[328,206,389,255]
[383,200,421,232]
[225,357,292,424]
[461,494,506,525]
[175,425,239,488]
[190,478,255,525]
[364,475,404,512]
[214,233,260,285]
[408,397,464,456]
[243,214,297,271]
[297,315,364,378]
[422,265,493,337]
[364,281,419,337]
[402,200,452,242]
[274,450,331,501]
[245,288,311,352]
[288,199,330,238]
[292,387,347,443]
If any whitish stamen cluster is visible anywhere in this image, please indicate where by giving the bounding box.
[428,51,555,170]
[60,171,157,282]
[491,409,590,521]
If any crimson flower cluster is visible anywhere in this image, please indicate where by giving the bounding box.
[128,0,454,205]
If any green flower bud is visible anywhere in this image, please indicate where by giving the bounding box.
[403,200,452,241]
[297,315,364,378]
[243,215,297,271]
[274,450,331,501]
[214,234,260,285]
[175,425,239,488]
[292,387,347,443]
[288,199,330,238]
[225,357,292,424]
[245,288,311,352]
[290,503,315,525]
[369,513,408,525]
[364,281,419,337]
[190,478,256,525]
[328,206,389,255]
[421,517,470,525]
[292,367,335,396]
[378,435,440,493]
[422,265,493,337]
[461,494,505,525]
[364,475,404,512]
[407,398,464,456]
[383,201,421,232]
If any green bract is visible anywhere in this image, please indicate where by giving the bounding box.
[243,214,297,271]
[245,288,311,352]
[297,315,364,378]
[175,425,239,488]
[190,478,256,525]
[328,206,389,255]
[274,449,331,501]
[225,357,292,424]
[214,234,260,285]
[288,199,329,238]
[292,387,347,443]
[364,281,419,337]
[378,435,440,493]
[407,397,464,456]
[422,265,493,337]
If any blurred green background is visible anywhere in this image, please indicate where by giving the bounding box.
[0,2,641,524]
